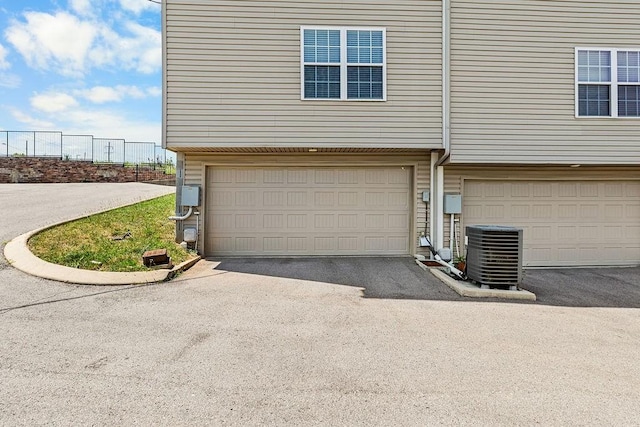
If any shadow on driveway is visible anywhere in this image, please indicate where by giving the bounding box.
[213,257,640,308]
[214,257,462,301]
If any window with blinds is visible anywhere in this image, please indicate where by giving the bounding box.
[576,48,640,117]
[302,27,386,101]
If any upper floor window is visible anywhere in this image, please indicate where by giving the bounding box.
[301,27,386,101]
[576,48,640,117]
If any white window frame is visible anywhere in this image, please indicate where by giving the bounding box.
[300,26,387,101]
[575,47,640,118]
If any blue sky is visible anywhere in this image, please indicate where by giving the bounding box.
[0,0,162,144]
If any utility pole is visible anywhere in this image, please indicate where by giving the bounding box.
[105,141,113,163]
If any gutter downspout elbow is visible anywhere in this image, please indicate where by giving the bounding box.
[168,206,193,221]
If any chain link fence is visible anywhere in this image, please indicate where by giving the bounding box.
[1,130,174,171]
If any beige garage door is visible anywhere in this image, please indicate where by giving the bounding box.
[206,166,412,256]
[464,180,640,267]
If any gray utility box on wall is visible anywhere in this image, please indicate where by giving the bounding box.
[466,225,523,289]
[181,185,201,206]
[444,194,462,214]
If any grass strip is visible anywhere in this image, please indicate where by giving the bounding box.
[29,194,194,272]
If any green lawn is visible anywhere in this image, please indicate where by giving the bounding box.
[29,194,194,272]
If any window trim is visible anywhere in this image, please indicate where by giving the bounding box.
[300,26,387,101]
[575,47,640,118]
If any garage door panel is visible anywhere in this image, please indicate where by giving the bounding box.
[464,180,640,267]
[208,190,233,206]
[628,225,640,239]
[627,204,640,218]
[389,214,410,229]
[264,191,285,206]
[604,225,624,239]
[206,166,412,256]
[604,205,624,220]
[388,236,410,251]
[338,214,358,229]
[209,169,233,183]
[211,237,234,253]
[510,183,531,197]
[558,183,578,197]
[579,183,599,197]
[235,169,256,183]
[263,169,285,184]
[626,184,640,197]
[314,192,334,206]
[604,183,624,197]
[288,237,306,252]
[263,237,283,251]
[338,237,358,251]
[532,183,553,197]
[314,214,334,228]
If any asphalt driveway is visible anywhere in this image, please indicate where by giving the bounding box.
[1,183,640,425]
[214,257,640,307]
[522,267,640,308]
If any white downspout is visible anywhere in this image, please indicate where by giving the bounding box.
[436,166,445,252]
[434,0,451,252]
[438,0,451,168]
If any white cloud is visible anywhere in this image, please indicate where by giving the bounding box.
[91,21,161,74]
[5,12,96,77]
[5,11,161,77]
[62,108,161,143]
[11,109,56,129]
[119,0,160,15]
[77,86,124,103]
[69,0,93,16]
[30,92,79,113]
[75,85,158,104]
[146,86,162,97]
[0,43,9,69]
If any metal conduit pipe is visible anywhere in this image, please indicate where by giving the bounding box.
[168,206,193,221]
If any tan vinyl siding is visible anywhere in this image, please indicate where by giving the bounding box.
[450,0,640,164]
[445,165,640,201]
[183,153,431,256]
[165,0,442,150]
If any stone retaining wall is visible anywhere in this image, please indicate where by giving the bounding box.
[0,157,175,184]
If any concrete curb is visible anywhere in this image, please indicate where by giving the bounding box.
[415,259,536,301]
[4,230,201,285]
[3,195,201,286]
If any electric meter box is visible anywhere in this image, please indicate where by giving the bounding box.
[181,185,200,206]
[444,194,462,214]
[183,228,197,243]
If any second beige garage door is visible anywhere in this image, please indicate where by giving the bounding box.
[464,180,640,267]
[206,166,412,256]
